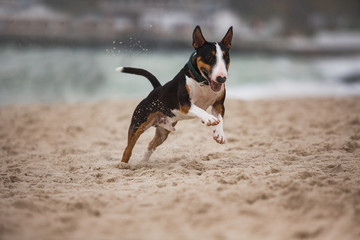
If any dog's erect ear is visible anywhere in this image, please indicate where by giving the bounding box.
[192,25,206,49]
[221,26,233,49]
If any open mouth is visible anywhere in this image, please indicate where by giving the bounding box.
[201,68,223,92]
[210,80,222,92]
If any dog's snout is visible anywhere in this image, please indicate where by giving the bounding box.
[216,76,227,83]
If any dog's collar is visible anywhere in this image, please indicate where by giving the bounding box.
[187,51,209,85]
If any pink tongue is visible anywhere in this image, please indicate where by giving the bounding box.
[210,80,222,92]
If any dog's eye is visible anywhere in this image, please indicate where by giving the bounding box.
[205,54,214,60]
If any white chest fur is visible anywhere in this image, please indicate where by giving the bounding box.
[185,76,224,110]
[170,76,224,122]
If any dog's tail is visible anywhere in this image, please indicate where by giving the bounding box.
[115,67,161,89]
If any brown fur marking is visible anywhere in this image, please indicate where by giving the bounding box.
[121,112,159,163]
[213,90,226,116]
[180,84,191,114]
[180,104,190,114]
[196,57,211,74]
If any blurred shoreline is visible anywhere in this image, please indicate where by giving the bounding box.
[1,46,359,106]
[2,33,360,56]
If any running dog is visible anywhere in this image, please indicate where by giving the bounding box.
[116,25,233,163]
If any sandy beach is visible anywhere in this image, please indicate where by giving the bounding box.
[0,97,359,240]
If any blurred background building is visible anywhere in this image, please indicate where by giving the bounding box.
[1,0,360,53]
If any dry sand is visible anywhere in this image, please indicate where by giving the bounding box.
[0,98,360,240]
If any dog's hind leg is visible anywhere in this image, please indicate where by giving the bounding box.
[121,112,158,163]
[121,126,147,163]
[143,121,177,161]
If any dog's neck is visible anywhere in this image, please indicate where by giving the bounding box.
[187,51,209,85]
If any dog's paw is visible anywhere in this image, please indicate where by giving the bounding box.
[201,115,220,126]
[213,128,226,144]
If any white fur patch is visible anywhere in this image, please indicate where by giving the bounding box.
[170,76,224,122]
[142,150,153,161]
[185,76,223,109]
[187,104,219,125]
[212,108,226,144]
[211,43,227,82]
[115,67,124,72]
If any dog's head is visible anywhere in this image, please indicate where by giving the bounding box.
[192,26,233,92]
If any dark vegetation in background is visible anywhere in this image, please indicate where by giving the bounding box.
[40,0,101,15]
[230,0,360,35]
[42,0,360,36]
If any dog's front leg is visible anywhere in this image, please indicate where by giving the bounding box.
[211,107,226,144]
[187,104,220,126]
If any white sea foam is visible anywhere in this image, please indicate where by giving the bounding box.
[227,81,360,100]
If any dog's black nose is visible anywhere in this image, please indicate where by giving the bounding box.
[216,76,227,83]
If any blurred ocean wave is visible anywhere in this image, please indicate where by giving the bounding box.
[0,46,360,105]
